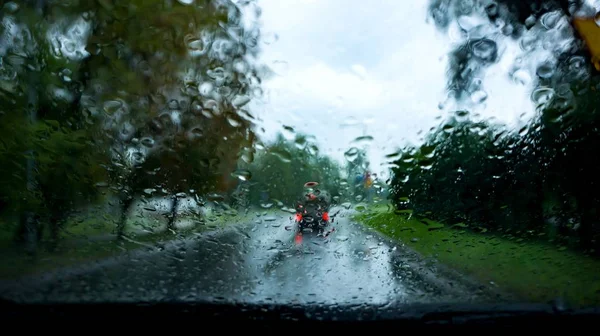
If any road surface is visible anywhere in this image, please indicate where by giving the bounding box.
[0,207,508,305]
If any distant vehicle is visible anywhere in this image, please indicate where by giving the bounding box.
[288,182,335,238]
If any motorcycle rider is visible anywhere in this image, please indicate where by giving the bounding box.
[296,182,330,213]
[294,182,334,237]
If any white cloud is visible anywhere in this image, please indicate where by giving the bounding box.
[267,62,387,111]
[250,0,539,177]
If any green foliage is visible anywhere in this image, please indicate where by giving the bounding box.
[246,133,342,207]
[357,208,600,307]
[402,0,600,255]
[73,0,266,199]
[389,75,600,254]
[34,120,109,218]
[0,0,267,245]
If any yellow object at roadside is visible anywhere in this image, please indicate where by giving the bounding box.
[573,16,600,71]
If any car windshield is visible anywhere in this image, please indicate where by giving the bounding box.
[1,0,600,313]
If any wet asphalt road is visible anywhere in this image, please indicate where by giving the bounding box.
[1,208,504,305]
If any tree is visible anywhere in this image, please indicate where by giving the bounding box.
[417,0,600,253]
[0,0,269,248]
[427,0,594,103]
[0,1,110,252]
[247,133,342,209]
[345,147,370,201]
[60,0,268,237]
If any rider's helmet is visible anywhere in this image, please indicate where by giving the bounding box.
[304,182,319,200]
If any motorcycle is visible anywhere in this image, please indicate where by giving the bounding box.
[286,204,339,239]
[296,202,329,233]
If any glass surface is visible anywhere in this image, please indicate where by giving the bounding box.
[1,0,599,312]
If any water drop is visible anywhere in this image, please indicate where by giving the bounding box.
[352,135,374,144]
[187,127,203,141]
[455,110,469,119]
[536,62,554,79]
[494,18,506,30]
[271,148,292,163]
[419,161,434,170]
[60,68,72,82]
[190,101,203,115]
[233,60,248,74]
[227,117,241,128]
[168,99,179,110]
[237,149,252,165]
[485,2,498,17]
[202,110,213,118]
[120,123,135,141]
[472,39,497,62]
[262,32,279,45]
[65,41,76,53]
[103,100,124,115]
[525,15,537,29]
[177,0,194,4]
[141,137,154,148]
[470,90,488,104]
[519,35,536,52]
[203,99,219,115]
[186,36,204,51]
[294,137,306,149]
[232,95,251,107]
[252,87,263,99]
[569,56,585,71]
[208,193,225,202]
[421,145,436,158]
[541,11,561,30]
[531,87,554,106]
[519,126,528,136]
[219,86,232,96]
[502,23,514,36]
[282,125,295,140]
[341,117,360,127]
[344,147,359,162]
[457,15,481,31]
[260,202,273,209]
[199,82,213,96]
[144,205,157,211]
[207,67,226,80]
[131,151,144,163]
[231,170,252,181]
[512,69,531,85]
[4,2,19,13]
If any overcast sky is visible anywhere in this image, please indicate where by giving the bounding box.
[245,0,545,179]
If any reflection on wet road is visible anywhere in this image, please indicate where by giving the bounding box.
[1,208,498,305]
